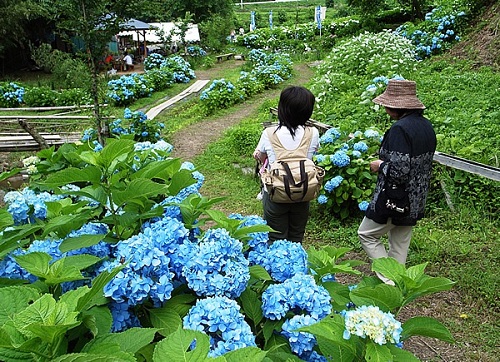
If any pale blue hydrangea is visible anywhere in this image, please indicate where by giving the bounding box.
[358,201,370,211]
[257,239,308,282]
[109,301,141,332]
[262,273,331,320]
[183,296,256,357]
[314,154,326,163]
[364,129,380,139]
[324,176,344,193]
[317,194,328,204]
[342,305,403,345]
[282,314,319,355]
[330,151,350,167]
[319,127,341,144]
[182,228,250,298]
[353,141,368,153]
[229,213,269,249]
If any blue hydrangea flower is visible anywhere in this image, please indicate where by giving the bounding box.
[324,176,344,193]
[353,141,368,153]
[282,314,319,355]
[358,201,370,211]
[364,129,380,139]
[256,239,308,282]
[183,296,256,357]
[317,194,328,204]
[330,151,350,167]
[319,127,341,144]
[182,228,250,298]
[262,273,331,320]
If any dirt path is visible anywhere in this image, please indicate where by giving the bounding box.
[169,62,315,161]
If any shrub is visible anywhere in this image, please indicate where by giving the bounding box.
[52,57,92,91]
[55,88,92,106]
[23,86,58,107]
[199,79,244,115]
[0,82,25,107]
[314,127,382,219]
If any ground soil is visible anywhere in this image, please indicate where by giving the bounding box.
[164,59,496,361]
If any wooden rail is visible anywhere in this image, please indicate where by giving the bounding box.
[269,107,500,182]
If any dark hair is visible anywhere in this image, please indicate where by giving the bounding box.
[386,107,424,119]
[277,86,315,138]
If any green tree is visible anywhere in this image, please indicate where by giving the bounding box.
[47,0,146,144]
[0,0,49,68]
[163,0,234,23]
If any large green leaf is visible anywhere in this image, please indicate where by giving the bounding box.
[315,335,356,362]
[15,252,51,277]
[0,287,40,326]
[223,347,267,362]
[0,224,43,258]
[401,317,454,343]
[97,139,135,170]
[83,327,157,354]
[40,211,95,239]
[112,179,169,207]
[403,277,456,307]
[350,284,404,312]
[0,209,14,230]
[59,235,107,253]
[249,265,272,281]
[365,340,393,362]
[153,327,210,362]
[82,306,113,338]
[132,158,182,181]
[149,307,183,337]
[36,166,102,187]
[76,266,124,312]
[52,352,135,362]
[238,288,263,326]
[386,345,420,361]
[168,169,198,196]
[372,258,406,284]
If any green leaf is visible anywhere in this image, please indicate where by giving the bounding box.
[41,211,94,239]
[112,179,169,207]
[59,235,107,253]
[401,317,454,343]
[14,252,51,277]
[386,344,420,361]
[372,258,406,283]
[153,327,210,362]
[36,166,102,187]
[403,276,455,307]
[97,139,135,170]
[0,286,40,326]
[83,327,157,354]
[0,209,14,230]
[365,340,393,362]
[249,265,272,281]
[149,307,183,337]
[82,306,113,338]
[350,284,404,312]
[76,266,124,312]
[315,335,356,362]
[224,347,267,362]
[52,352,135,361]
[0,224,43,259]
[238,288,263,326]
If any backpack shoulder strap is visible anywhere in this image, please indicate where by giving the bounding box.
[266,127,313,161]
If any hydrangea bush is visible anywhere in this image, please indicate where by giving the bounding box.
[0,133,455,361]
[0,82,25,107]
[396,7,467,59]
[314,127,382,219]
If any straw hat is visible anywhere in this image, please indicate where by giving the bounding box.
[372,79,426,109]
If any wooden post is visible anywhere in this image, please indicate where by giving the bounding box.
[18,119,49,149]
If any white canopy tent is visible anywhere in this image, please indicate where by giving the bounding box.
[117,22,201,45]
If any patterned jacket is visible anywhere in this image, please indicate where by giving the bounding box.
[366,110,437,226]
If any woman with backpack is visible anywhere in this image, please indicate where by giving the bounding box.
[253,86,320,243]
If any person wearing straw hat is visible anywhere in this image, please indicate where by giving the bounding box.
[358,79,436,285]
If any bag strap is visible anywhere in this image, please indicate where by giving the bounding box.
[281,159,308,201]
[266,126,313,161]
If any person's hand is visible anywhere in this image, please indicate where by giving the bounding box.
[253,150,262,161]
[370,159,383,172]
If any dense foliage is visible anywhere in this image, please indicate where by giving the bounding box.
[0,138,455,361]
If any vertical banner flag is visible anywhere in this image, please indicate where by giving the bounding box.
[315,5,322,30]
[250,11,256,31]
[269,11,273,29]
